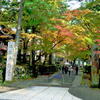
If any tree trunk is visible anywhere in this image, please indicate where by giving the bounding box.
[17,49,21,63]
[23,52,27,63]
[98,58,100,88]
[43,53,48,65]
[48,53,52,65]
[22,40,27,63]
[31,50,38,77]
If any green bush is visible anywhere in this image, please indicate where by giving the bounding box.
[14,65,32,79]
[83,64,91,74]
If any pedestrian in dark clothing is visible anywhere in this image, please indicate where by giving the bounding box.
[75,66,78,75]
[2,67,6,83]
[65,66,68,74]
[62,66,65,74]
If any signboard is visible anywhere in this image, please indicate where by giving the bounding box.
[5,41,15,81]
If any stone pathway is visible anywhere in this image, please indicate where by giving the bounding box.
[69,72,100,100]
[0,86,82,100]
[0,71,82,100]
[6,72,75,88]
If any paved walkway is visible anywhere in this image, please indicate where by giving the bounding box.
[69,72,100,100]
[1,71,100,100]
[5,72,75,88]
[0,86,82,100]
[0,72,80,100]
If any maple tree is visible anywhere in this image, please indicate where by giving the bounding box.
[1,0,99,80]
[83,0,100,87]
[49,10,93,61]
[0,0,66,78]
[64,0,100,87]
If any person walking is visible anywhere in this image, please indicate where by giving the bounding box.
[75,66,79,75]
[68,66,72,76]
[62,66,65,74]
[65,66,68,74]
